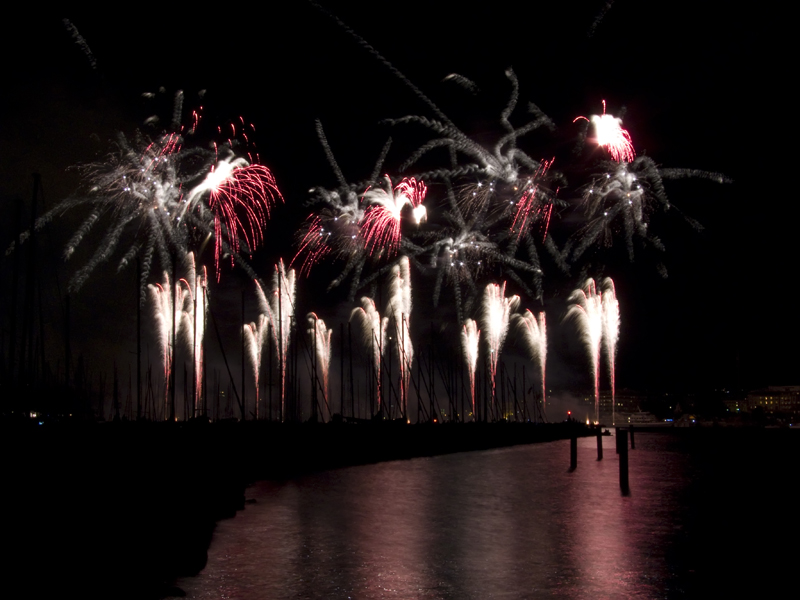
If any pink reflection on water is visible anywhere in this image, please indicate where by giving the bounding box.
[179,433,692,599]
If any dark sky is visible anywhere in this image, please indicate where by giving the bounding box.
[0,1,794,403]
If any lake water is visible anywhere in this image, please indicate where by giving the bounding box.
[176,430,796,599]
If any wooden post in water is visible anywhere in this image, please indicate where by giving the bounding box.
[596,427,603,460]
[619,428,630,493]
[570,432,577,471]
[629,424,635,449]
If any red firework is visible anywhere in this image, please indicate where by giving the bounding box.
[360,176,427,257]
[510,158,556,240]
[204,160,283,273]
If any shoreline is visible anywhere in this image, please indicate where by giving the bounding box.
[2,419,590,599]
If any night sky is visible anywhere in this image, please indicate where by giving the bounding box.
[1,2,794,406]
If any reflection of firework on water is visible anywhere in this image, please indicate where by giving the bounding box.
[460,319,480,421]
[566,279,603,423]
[601,278,620,424]
[307,313,333,418]
[350,297,386,411]
[574,100,635,163]
[481,282,520,417]
[265,259,296,421]
[514,309,547,413]
[385,257,414,418]
[361,176,427,258]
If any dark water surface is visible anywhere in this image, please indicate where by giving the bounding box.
[178,430,796,599]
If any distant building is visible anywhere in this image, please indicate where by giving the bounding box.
[745,386,800,417]
[598,389,648,423]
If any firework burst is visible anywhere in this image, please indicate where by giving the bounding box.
[21,101,282,297]
[574,100,635,163]
[361,176,427,258]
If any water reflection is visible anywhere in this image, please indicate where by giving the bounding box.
[179,433,696,599]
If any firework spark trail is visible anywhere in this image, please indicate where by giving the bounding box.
[566,279,603,423]
[350,297,386,411]
[510,158,556,240]
[514,309,547,414]
[266,260,296,421]
[601,278,620,424]
[307,313,333,419]
[574,100,635,163]
[481,282,520,419]
[460,319,480,421]
[243,314,269,420]
[178,252,208,416]
[148,272,174,418]
[385,257,414,418]
[361,176,427,258]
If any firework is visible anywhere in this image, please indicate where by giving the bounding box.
[384,256,414,419]
[22,102,282,297]
[481,282,520,419]
[183,155,283,275]
[307,313,333,419]
[148,271,176,418]
[460,319,480,421]
[265,259,296,421]
[292,121,393,299]
[350,297,386,411]
[574,100,635,163]
[601,278,620,424]
[566,279,603,423]
[361,176,427,258]
[179,252,208,417]
[514,309,547,414]
[243,314,269,420]
[510,159,556,241]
